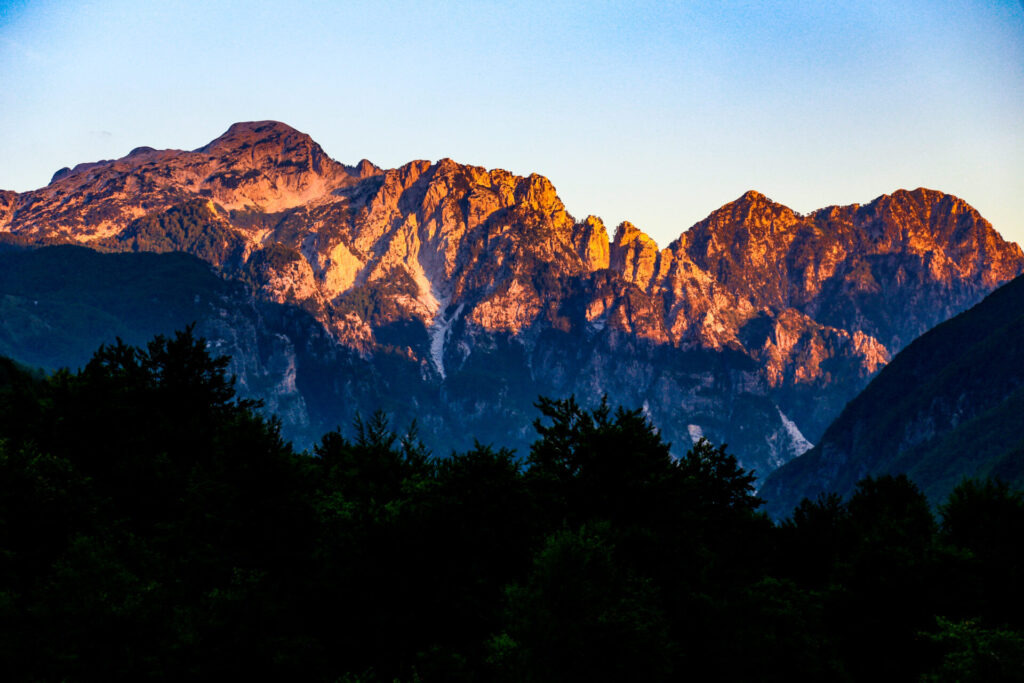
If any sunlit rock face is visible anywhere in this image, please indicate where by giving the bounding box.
[3,121,1022,477]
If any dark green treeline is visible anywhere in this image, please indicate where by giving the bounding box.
[0,330,1022,681]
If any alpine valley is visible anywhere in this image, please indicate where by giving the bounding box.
[2,121,1022,480]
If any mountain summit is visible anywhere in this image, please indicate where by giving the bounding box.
[1,122,1021,476]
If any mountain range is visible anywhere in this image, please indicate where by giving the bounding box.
[2,121,1021,478]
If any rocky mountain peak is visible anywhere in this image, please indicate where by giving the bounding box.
[837,187,979,236]
[198,120,308,151]
[196,120,344,179]
[513,173,565,217]
[128,146,158,157]
[350,158,383,179]
[733,189,772,207]
[50,167,73,183]
[573,215,611,271]
[811,188,1024,288]
[691,190,800,239]
[611,221,664,258]
[610,221,665,290]
[667,191,803,313]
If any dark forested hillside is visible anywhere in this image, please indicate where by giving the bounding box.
[0,244,235,370]
[1,330,1022,681]
[761,273,1024,519]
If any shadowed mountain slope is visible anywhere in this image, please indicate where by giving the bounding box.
[761,273,1024,518]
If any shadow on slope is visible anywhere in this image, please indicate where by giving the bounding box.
[761,274,1024,519]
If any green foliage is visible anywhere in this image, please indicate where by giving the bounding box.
[937,478,1024,629]
[111,199,245,267]
[0,332,1021,680]
[677,437,761,513]
[527,396,674,523]
[778,492,850,587]
[0,327,312,680]
[250,241,304,270]
[921,618,1024,683]
[834,476,938,678]
[846,474,936,552]
[493,523,675,683]
[333,268,420,324]
[940,478,1024,550]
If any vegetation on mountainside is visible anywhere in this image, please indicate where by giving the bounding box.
[0,330,1022,681]
[762,273,1024,517]
[0,245,232,371]
[104,199,246,267]
[334,267,420,325]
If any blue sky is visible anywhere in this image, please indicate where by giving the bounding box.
[1,0,1022,247]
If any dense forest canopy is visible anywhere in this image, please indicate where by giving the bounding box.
[1,329,1022,681]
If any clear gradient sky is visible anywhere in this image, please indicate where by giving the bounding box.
[1,0,1022,248]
